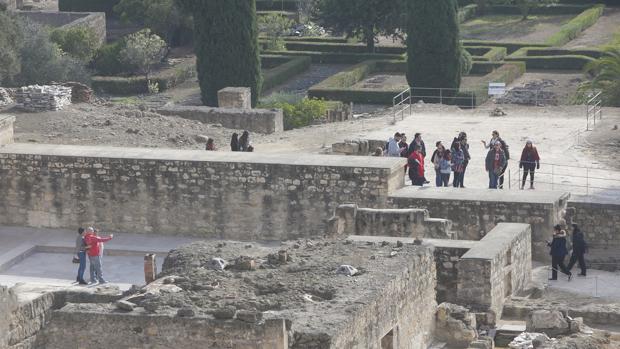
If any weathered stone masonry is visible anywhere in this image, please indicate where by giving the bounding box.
[0,144,405,240]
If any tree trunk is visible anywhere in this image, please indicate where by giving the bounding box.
[364,26,375,53]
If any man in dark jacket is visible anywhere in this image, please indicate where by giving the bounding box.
[548,225,572,281]
[408,133,426,158]
[567,224,588,276]
[485,142,507,189]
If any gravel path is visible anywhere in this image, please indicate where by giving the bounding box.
[565,8,620,48]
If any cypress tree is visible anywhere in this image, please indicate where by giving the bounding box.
[179,0,262,107]
[406,0,461,94]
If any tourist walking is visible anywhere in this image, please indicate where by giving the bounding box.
[230,133,240,151]
[431,142,445,187]
[408,133,426,158]
[547,225,572,281]
[567,224,588,277]
[481,130,509,188]
[385,132,403,157]
[451,142,465,188]
[73,227,87,285]
[519,140,540,189]
[84,227,114,284]
[205,138,216,151]
[408,145,426,186]
[452,132,470,187]
[239,131,251,152]
[485,141,507,189]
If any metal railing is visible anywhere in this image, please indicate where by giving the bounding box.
[508,161,620,196]
[586,91,603,131]
[392,88,412,124]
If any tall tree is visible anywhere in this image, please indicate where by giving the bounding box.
[314,0,404,52]
[406,0,462,93]
[176,0,262,107]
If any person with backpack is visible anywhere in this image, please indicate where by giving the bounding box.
[519,140,540,189]
[385,132,403,157]
[451,142,465,188]
[408,144,426,186]
[481,130,509,188]
[547,225,572,281]
[452,132,470,187]
[485,141,507,189]
[567,224,588,277]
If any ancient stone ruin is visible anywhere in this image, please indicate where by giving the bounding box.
[14,85,72,112]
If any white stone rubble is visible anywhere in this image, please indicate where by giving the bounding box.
[14,85,72,112]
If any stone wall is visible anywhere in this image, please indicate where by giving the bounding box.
[389,187,568,261]
[0,144,405,240]
[566,196,620,271]
[157,105,284,134]
[429,240,476,305]
[457,223,532,324]
[328,204,454,239]
[0,115,15,146]
[16,11,106,44]
[0,286,18,349]
[41,307,288,349]
[328,247,437,349]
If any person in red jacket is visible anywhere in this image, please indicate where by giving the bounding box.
[408,144,426,186]
[519,140,540,189]
[83,227,113,284]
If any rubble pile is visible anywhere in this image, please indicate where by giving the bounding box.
[14,85,72,112]
[0,88,13,107]
[331,139,386,156]
[61,82,93,103]
[496,80,558,106]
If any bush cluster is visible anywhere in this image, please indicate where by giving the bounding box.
[50,26,100,62]
[259,94,328,130]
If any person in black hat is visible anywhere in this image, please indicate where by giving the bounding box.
[567,224,588,277]
[547,224,572,281]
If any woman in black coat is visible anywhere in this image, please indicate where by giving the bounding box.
[547,224,572,281]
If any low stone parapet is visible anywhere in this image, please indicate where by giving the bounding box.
[157,105,283,134]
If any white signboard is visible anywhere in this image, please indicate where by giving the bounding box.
[488,82,506,96]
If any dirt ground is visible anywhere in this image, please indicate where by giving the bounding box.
[460,14,574,43]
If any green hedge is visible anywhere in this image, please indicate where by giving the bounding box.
[275,41,406,54]
[525,48,605,59]
[486,4,592,15]
[282,36,349,43]
[465,46,507,61]
[506,54,595,70]
[261,50,404,63]
[458,4,478,23]
[262,55,312,91]
[469,62,505,75]
[462,40,548,54]
[545,5,605,46]
[256,0,298,11]
[92,61,195,95]
[307,60,403,104]
[58,0,120,15]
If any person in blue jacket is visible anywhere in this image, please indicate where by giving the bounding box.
[567,224,588,277]
[547,224,572,281]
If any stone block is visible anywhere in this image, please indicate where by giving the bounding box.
[218,87,251,109]
[526,310,569,337]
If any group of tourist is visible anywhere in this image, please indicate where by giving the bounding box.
[547,223,588,281]
[385,130,541,190]
[74,227,114,285]
[204,131,254,152]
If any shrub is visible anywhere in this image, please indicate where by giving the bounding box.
[50,26,101,62]
[545,5,604,46]
[506,54,595,70]
[276,41,406,54]
[261,50,403,63]
[120,28,167,81]
[259,95,328,130]
[581,46,620,106]
[258,13,294,51]
[458,4,478,23]
[92,40,129,76]
[14,19,91,86]
[488,0,559,19]
[0,11,21,84]
[178,0,262,107]
[460,47,473,75]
